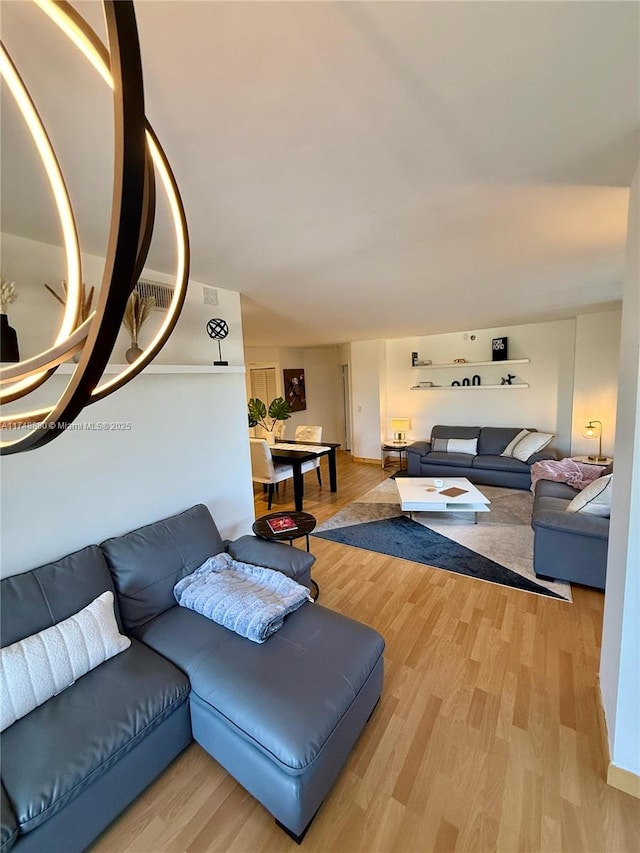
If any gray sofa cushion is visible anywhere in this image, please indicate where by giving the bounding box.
[424,451,477,467]
[1,546,119,645]
[472,455,530,474]
[0,640,189,835]
[101,504,224,631]
[134,603,385,775]
[477,426,525,456]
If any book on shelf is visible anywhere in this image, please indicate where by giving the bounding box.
[266,515,298,534]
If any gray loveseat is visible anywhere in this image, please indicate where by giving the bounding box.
[407,425,556,490]
[531,479,609,590]
[0,505,384,852]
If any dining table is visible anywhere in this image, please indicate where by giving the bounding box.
[269,440,340,511]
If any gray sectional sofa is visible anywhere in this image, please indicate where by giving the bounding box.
[407,425,556,490]
[0,505,384,852]
[531,479,609,590]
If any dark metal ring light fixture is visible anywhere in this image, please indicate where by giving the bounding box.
[0,0,190,454]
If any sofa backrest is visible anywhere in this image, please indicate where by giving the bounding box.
[478,426,532,456]
[0,546,118,647]
[431,425,481,442]
[100,504,224,632]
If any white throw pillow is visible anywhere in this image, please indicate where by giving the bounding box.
[0,591,130,732]
[512,432,554,462]
[501,429,530,457]
[566,474,612,517]
[432,437,477,455]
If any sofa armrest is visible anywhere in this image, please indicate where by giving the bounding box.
[528,448,557,465]
[1,781,18,853]
[226,535,315,580]
[532,508,609,540]
[407,441,431,456]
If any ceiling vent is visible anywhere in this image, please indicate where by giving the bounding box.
[134,279,174,311]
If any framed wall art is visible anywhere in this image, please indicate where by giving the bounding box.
[283,368,306,412]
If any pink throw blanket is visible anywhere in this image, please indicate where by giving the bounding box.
[530,458,605,493]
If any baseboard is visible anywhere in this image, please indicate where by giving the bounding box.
[597,677,640,799]
[351,456,381,465]
[607,764,640,799]
[595,676,611,768]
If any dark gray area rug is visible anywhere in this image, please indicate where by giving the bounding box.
[313,514,567,599]
[313,480,571,600]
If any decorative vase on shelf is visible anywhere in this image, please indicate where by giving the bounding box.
[125,341,143,364]
[0,313,20,363]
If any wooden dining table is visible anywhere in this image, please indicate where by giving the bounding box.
[269,440,340,511]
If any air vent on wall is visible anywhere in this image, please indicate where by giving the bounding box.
[134,279,174,311]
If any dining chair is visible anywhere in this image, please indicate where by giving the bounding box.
[249,438,294,509]
[295,425,323,486]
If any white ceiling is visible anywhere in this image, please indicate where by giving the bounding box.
[1,1,638,346]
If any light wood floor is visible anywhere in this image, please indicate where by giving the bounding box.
[93,452,639,853]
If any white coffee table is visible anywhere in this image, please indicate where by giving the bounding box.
[395,477,491,523]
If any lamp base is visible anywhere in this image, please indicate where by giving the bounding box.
[588,454,608,463]
[213,360,229,366]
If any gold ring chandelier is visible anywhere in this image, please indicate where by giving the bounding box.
[0,0,190,454]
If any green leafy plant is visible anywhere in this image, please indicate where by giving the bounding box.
[248,397,292,432]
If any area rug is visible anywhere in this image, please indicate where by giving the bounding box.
[313,480,571,601]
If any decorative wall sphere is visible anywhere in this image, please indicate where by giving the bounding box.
[206,318,229,340]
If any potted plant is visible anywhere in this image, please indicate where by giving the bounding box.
[248,397,291,443]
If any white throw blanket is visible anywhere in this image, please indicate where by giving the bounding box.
[173,553,312,643]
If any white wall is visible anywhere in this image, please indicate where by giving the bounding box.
[572,310,622,457]
[385,320,577,455]
[0,235,254,577]
[244,346,342,443]
[0,374,254,577]
[600,162,640,779]
[350,339,387,460]
[1,232,245,366]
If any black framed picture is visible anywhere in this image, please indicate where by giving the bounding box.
[283,369,306,412]
[492,337,508,361]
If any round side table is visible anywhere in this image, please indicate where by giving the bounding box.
[381,442,408,470]
[570,455,613,466]
[252,511,319,600]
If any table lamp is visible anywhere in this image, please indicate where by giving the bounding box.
[583,420,607,462]
[390,417,410,444]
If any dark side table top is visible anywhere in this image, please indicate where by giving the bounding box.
[252,511,317,542]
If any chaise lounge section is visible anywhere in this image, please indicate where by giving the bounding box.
[1,505,385,851]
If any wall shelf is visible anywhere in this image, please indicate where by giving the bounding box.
[411,358,529,369]
[411,383,529,390]
[56,364,246,375]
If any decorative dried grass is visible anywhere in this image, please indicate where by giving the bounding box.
[123,291,155,341]
[44,280,95,324]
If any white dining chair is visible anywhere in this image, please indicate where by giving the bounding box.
[249,438,294,509]
[295,425,323,486]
